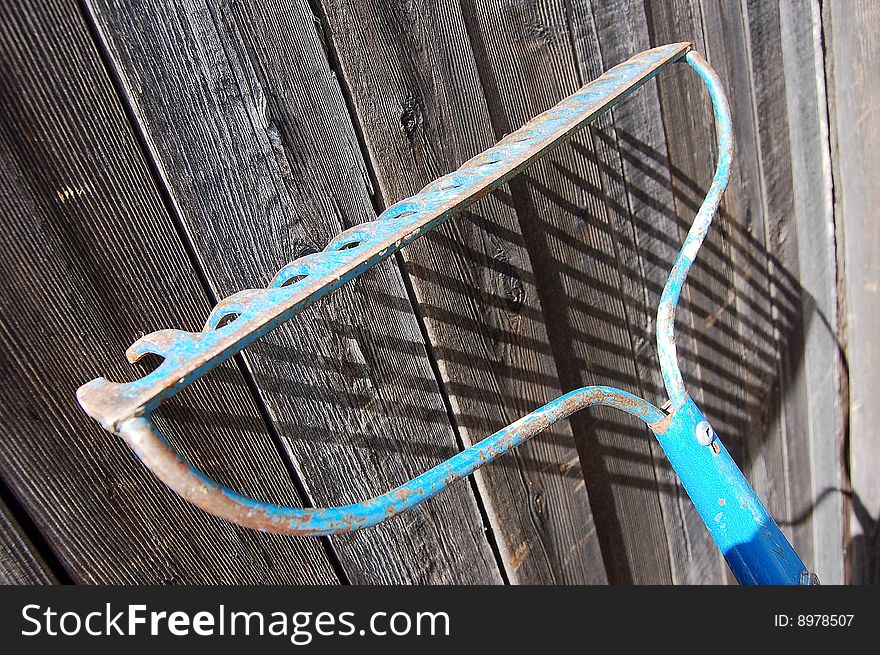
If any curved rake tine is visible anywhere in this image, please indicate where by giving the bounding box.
[77,43,815,584]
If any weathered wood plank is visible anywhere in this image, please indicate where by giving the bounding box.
[735,0,808,566]
[0,496,56,585]
[85,0,502,583]
[454,0,687,584]
[776,0,844,585]
[645,0,804,582]
[0,0,337,584]
[701,0,800,579]
[317,0,607,583]
[823,0,880,585]
[572,0,724,584]
[740,0,843,580]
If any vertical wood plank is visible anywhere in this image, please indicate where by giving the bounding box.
[824,0,880,585]
[776,0,843,585]
[86,0,502,583]
[779,0,845,584]
[576,0,724,584]
[738,0,810,566]
[646,0,808,581]
[0,0,337,584]
[741,0,845,581]
[318,0,607,583]
[455,0,678,583]
[0,497,56,585]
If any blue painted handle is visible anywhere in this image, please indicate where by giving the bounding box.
[651,396,808,584]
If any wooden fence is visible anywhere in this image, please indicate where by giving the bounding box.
[0,0,874,584]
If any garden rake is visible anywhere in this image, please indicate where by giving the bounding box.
[77,42,817,585]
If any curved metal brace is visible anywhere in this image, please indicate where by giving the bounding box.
[656,51,734,408]
[118,387,663,536]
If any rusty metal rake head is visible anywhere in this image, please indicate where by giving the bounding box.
[77,43,814,584]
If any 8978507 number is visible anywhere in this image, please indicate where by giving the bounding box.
[799,615,853,627]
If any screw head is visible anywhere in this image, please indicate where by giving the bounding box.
[695,421,715,446]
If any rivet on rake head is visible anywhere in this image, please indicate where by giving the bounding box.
[695,420,715,446]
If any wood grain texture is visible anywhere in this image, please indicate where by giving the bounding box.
[736,0,811,568]
[684,4,779,581]
[699,0,797,579]
[572,0,724,584]
[824,0,880,585]
[85,0,502,584]
[456,0,685,583]
[645,0,813,582]
[0,0,337,584]
[776,0,843,585]
[738,0,846,581]
[0,497,56,585]
[318,0,607,584]
[702,0,842,581]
